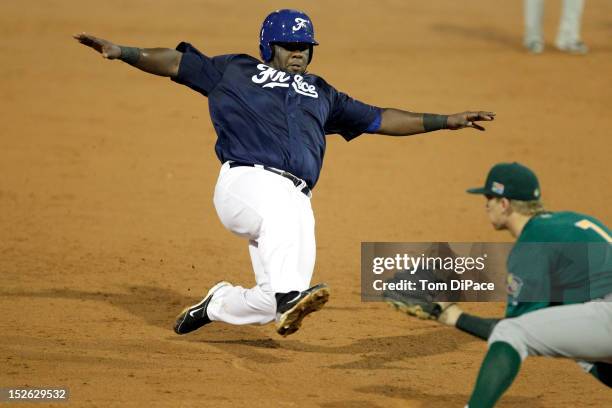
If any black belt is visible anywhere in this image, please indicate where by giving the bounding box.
[229,162,312,197]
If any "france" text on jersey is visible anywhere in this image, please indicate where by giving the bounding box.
[251,64,318,98]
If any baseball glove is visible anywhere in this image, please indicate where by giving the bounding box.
[382,268,451,320]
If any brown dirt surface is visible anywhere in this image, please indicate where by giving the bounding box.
[1,1,611,407]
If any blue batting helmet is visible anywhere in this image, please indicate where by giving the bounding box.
[259,9,319,63]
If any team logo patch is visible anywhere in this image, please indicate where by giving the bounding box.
[292,18,309,32]
[251,64,319,98]
[491,181,505,195]
[506,273,523,298]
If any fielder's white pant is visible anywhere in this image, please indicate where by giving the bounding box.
[488,294,612,368]
[205,162,316,325]
[524,0,585,46]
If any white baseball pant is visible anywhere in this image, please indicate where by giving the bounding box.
[205,162,316,325]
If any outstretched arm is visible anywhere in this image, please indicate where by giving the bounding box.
[73,33,182,78]
[376,108,496,136]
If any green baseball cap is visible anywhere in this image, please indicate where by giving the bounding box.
[467,162,541,200]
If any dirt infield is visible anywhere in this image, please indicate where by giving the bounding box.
[1,1,611,407]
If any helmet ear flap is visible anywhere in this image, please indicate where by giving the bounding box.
[260,43,274,62]
[269,44,275,62]
[308,45,313,64]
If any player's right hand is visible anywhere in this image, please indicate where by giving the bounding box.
[73,33,121,59]
[435,302,463,327]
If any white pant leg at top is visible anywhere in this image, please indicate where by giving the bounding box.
[524,0,545,44]
[556,0,585,46]
[488,295,612,363]
[206,162,316,325]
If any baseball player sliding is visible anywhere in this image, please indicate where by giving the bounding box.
[388,162,612,407]
[74,9,495,337]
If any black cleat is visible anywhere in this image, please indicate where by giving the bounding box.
[174,281,231,335]
[275,283,330,337]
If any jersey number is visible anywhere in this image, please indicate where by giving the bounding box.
[575,219,612,243]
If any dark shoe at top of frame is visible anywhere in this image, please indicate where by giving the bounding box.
[174,281,231,335]
[275,283,330,337]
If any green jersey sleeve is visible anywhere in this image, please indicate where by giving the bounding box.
[505,242,555,318]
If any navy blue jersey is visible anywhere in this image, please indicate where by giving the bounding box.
[171,42,381,188]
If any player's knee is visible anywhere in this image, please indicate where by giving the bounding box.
[260,289,276,310]
[488,319,528,361]
[245,285,276,315]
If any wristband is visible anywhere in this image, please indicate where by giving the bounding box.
[456,313,500,341]
[423,114,448,132]
[118,46,141,65]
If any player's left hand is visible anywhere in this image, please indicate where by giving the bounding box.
[447,111,496,131]
[383,268,452,320]
[73,33,121,59]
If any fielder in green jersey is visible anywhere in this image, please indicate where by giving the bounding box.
[505,210,612,317]
[435,162,612,407]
